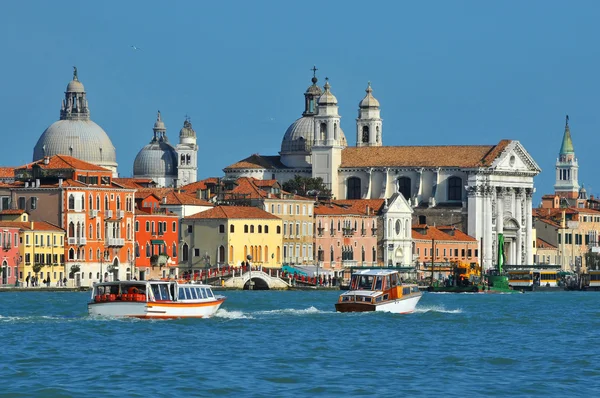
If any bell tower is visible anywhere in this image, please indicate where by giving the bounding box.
[176,117,198,187]
[356,82,382,147]
[554,115,579,199]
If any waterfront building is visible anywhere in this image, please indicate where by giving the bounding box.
[213,177,314,266]
[180,206,283,270]
[133,112,199,187]
[224,73,540,269]
[10,155,135,286]
[411,225,479,277]
[0,221,21,285]
[134,193,180,280]
[0,211,65,286]
[313,202,378,277]
[32,68,118,176]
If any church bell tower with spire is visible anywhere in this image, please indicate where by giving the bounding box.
[176,116,198,187]
[554,115,580,199]
[356,82,382,147]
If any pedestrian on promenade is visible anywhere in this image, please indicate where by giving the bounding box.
[25,275,30,287]
[63,277,67,287]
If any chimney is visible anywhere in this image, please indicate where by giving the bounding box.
[30,221,34,229]
[25,182,29,188]
[163,196,167,204]
[59,178,63,187]
[366,205,370,215]
[35,179,40,187]
[43,156,50,165]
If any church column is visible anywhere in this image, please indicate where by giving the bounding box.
[365,168,373,199]
[525,188,534,264]
[515,188,522,265]
[415,168,423,206]
[484,186,493,270]
[496,187,505,266]
[382,168,390,198]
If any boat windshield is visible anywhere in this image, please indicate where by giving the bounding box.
[351,275,374,290]
[151,284,171,301]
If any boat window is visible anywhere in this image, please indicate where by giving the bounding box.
[202,288,209,298]
[184,288,191,300]
[374,277,383,291]
[342,296,351,302]
[376,296,382,302]
[358,275,374,290]
[151,285,161,300]
[178,287,186,299]
[206,288,214,298]
[159,284,170,300]
[390,273,398,287]
[383,294,388,301]
[191,288,198,299]
[403,287,410,295]
[384,276,391,289]
[412,286,419,293]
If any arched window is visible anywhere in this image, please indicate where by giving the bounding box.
[145,221,150,232]
[96,221,101,239]
[230,224,235,233]
[116,196,121,210]
[250,225,254,233]
[186,154,191,165]
[182,243,189,262]
[135,242,140,257]
[172,242,177,258]
[346,177,361,200]
[68,195,75,210]
[180,154,185,165]
[362,126,369,143]
[264,225,269,234]
[244,225,248,233]
[135,221,139,232]
[68,248,74,260]
[334,123,338,140]
[104,195,109,211]
[89,224,92,239]
[372,247,377,262]
[96,195,100,210]
[276,226,281,234]
[88,195,93,211]
[146,244,151,257]
[395,220,401,236]
[330,247,335,262]
[219,245,225,263]
[448,176,462,201]
[258,225,262,233]
[397,177,411,200]
[320,123,326,141]
[362,247,366,262]
[68,222,75,238]
[376,126,380,143]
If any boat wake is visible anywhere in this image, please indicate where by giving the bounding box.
[255,306,327,316]
[414,305,463,314]
[213,309,253,319]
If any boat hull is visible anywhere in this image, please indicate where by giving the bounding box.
[335,295,421,314]
[88,298,225,319]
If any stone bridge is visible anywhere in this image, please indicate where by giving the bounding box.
[223,270,291,290]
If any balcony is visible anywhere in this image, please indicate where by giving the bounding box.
[342,260,358,268]
[2,243,11,251]
[116,210,124,219]
[105,210,113,219]
[89,209,98,218]
[107,238,125,247]
[371,227,378,236]
[78,237,87,246]
[317,227,325,237]
[67,237,77,245]
[361,229,367,236]
[342,228,356,237]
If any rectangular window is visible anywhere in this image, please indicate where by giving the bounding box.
[194,248,200,257]
[283,223,287,236]
[443,248,446,257]
[18,197,25,210]
[461,249,465,257]
[187,225,193,233]
[467,249,472,257]
[0,197,9,210]
[30,197,37,210]
[475,249,479,257]
[219,225,225,233]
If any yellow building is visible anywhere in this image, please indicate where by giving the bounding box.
[20,216,66,285]
[181,205,283,270]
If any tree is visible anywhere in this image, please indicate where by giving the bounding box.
[32,263,43,276]
[282,175,331,199]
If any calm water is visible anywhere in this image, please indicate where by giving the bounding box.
[1,290,599,397]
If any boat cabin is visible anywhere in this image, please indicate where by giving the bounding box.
[91,281,215,303]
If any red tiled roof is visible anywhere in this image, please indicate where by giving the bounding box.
[18,155,110,172]
[180,177,220,193]
[536,238,557,249]
[0,221,64,232]
[223,154,287,170]
[412,225,477,242]
[340,140,512,168]
[186,205,280,220]
[0,167,15,178]
[314,203,364,216]
[0,209,25,215]
[163,191,213,206]
[333,199,385,216]
[113,178,156,189]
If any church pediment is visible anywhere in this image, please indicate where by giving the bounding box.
[382,193,413,214]
[490,141,541,174]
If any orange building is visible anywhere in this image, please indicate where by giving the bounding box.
[134,193,179,280]
[11,155,136,286]
[412,225,479,277]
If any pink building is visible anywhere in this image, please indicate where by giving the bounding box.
[0,224,20,285]
[314,202,378,278]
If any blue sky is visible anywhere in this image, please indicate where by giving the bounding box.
[1,0,599,203]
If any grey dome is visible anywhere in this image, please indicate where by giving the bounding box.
[133,139,178,177]
[359,82,380,108]
[66,79,85,93]
[179,120,196,138]
[280,116,315,154]
[33,120,117,168]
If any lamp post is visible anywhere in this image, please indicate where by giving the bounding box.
[247,254,253,290]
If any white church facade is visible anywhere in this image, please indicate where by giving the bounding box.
[223,73,541,270]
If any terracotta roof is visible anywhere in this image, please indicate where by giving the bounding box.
[113,178,156,189]
[412,225,477,242]
[535,217,562,229]
[253,179,279,188]
[163,191,213,207]
[0,167,15,178]
[133,187,175,199]
[340,140,512,168]
[186,205,280,220]
[0,209,25,215]
[0,221,64,232]
[333,199,385,216]
[180,177,220,193]
[536,238,557,249]
[11,178,89,188]
[223,154,288,170]
[314,203,364,216]
[18,155,110,172]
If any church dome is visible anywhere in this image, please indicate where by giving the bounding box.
[33,68,118,172]
[133,139,178,177]
[359,82,380,108]
[133,112,178,178]
[281,116,315,154]
[179,119,196,138]
[33,120,117,168]
[318,80,337,105]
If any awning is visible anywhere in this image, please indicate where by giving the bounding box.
[151,240,166,245]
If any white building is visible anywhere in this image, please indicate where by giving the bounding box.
[224,73,541,269]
